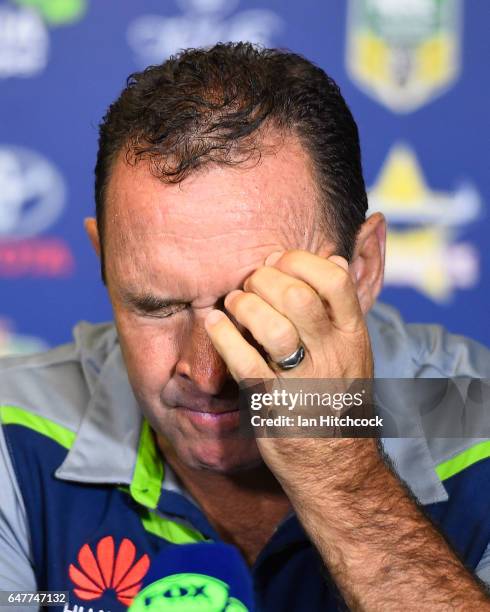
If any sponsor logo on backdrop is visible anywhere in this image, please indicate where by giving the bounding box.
[0,146,74,277]
[0,0,87,79]
[0,3,48,77]
[368,144,481,301]
[127,0,283,66]
[0,318,48,356]
[346,0,462,113]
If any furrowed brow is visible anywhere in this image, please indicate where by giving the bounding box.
[120,291,185,313]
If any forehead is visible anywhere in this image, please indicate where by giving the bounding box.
[103,135,322,297]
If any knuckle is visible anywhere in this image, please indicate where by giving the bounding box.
[279,250,302,270]
[245,266,268,291]
[225,292,243,313]
[330,269,351,292]
[267,319,296,349]
[283,283,316,310]
[232,292,255,316]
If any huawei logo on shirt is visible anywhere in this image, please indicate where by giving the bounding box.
[69,536,150,607]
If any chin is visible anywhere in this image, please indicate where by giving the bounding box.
[175,436,263,474]
[143,407,263,474]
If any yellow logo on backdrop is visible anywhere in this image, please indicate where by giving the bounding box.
[368,145,481,301]
[346,0,462,113]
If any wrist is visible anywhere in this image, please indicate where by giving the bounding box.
[281,438,385,509]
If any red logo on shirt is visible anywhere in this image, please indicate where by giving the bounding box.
[69,536,150,606]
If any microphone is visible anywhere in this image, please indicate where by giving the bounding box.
[129,542,255,611]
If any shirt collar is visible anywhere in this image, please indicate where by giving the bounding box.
[367,306,449,505]
[55,340,146,487]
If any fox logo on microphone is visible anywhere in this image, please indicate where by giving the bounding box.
[129,543,253,611]
[129,572,247,611]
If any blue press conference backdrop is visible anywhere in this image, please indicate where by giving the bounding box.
[0,0,488,355]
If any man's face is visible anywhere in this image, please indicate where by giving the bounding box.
[103,135,335,473]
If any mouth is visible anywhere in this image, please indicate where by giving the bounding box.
[176,405,241,432]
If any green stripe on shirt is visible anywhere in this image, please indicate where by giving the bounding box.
[0,404,76,449]
[140,508,208,544]
[130,419,164,509]
[435,440,490,481]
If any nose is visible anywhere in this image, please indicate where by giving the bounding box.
[175,318,230,396]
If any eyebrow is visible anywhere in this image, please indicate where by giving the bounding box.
[120,291,186,313]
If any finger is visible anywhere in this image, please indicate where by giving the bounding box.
[204,310,272,382]
[224,289,302,364]
[242,265,330,344]
[269,250,362,331]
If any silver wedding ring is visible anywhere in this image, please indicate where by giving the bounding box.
[274,345,305,370]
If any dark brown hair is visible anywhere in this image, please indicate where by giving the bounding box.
[95,42,368,280]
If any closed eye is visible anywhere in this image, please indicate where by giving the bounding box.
[142,303,189,319]
[120,290,189,318]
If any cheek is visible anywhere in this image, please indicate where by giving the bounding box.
[115,314,183,399]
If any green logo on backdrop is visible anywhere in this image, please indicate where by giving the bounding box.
[13,0,86,25]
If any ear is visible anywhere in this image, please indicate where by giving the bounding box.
[349,212,386,314]
[84,217,101,257]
